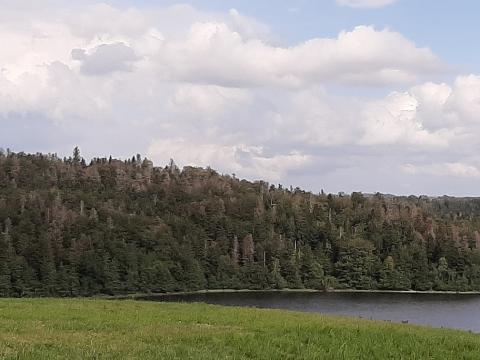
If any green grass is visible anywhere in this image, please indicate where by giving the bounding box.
[0,299,478,359]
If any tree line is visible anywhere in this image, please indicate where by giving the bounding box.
[0,148,480,297]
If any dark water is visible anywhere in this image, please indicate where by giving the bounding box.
[140,291,480,332]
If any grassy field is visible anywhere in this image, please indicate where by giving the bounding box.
[0,299,478,359]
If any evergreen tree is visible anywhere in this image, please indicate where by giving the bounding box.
[335,239,376,289]
[0,149,479,296]
[378,256,411,290]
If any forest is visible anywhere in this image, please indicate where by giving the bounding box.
[1,147,480,297]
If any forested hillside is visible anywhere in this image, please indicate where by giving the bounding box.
[1,148,480,297]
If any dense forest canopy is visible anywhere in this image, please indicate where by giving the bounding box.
[1,148,480,297]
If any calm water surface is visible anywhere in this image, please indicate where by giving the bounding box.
[141,291,480,332]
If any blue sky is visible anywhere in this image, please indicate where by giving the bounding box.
[2,0,480,195]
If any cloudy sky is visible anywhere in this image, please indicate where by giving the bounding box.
[1,0,480,196]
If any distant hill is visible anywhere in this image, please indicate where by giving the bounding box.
[1,148,480,296]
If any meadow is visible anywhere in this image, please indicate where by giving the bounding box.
[0,298,478,359]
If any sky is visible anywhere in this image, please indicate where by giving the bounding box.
[1,0,480,196]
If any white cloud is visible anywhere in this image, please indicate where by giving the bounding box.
[1,2,480,195]
[0,4,440,91]
[446,75,480,123]
[359,91,450,148]
[74,43,138,75]
[167,84,251,120]
[156,24,440,87]
[337,0,397,8]
[402,163,480,178]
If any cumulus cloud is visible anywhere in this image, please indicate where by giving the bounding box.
[0,2,479,194]
[73,43,138,75]
[167,84,251,119]
[337,0,397,8]
[445,75,480,123]
[0,4,441,89]
[359,91,450,148]
[156,24,440,87]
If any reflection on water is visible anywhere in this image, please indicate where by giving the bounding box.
[140,291,480,332]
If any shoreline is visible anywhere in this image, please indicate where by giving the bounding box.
[104,288,480,300]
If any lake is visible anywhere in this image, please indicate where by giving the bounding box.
[140,291,480,333]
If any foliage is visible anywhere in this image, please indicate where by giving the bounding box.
[1,148,480,295]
